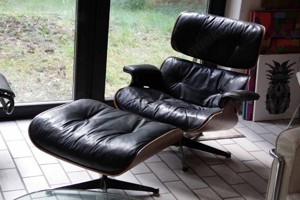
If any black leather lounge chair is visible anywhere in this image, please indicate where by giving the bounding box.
[0,73,15,114]
[114,12,264,163]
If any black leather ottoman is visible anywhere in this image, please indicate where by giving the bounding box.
[28,99,182,195]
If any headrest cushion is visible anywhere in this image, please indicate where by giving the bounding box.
[171,12,264,69]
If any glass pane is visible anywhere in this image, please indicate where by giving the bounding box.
[0,0,76,103]
[105,0,208,97]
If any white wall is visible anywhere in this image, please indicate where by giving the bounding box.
[225,0,262,21]
[224,0,242,19]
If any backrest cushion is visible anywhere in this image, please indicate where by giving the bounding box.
[171,12,264,69]
[161,57,249,107]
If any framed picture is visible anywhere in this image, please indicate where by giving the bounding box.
[253,54,300,121]
[250,10,300,54]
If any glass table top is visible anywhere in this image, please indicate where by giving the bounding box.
[15,189,137,200]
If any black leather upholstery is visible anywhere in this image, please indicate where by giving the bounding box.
[27,12,265,193]
[171,12,264,69]
[29,99,181,175]
[114,12,264,158]
[115,57,252,131]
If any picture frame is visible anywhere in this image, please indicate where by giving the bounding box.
[253,54,300,121]
[250,10,300,54]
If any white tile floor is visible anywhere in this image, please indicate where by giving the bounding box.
[0,116,299,200]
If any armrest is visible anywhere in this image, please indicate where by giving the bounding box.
[123,64,164,89]
[219,90,259,107]
[0,73,15,114]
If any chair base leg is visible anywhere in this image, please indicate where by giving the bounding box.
[287,103,300,129]
[181,137,231,158]
[57,175,159,195]
[178,142,189,172]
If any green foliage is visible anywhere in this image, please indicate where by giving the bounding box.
[1,0,207,101]
[0,0,75,18]
[123,0,146,10]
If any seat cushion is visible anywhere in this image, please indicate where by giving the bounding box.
[29,99,181,175]
[114,87,222,131]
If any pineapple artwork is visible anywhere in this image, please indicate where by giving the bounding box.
[265,60,295,114]
[253,54,300,121]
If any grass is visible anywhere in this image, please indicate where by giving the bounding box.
[0,0,75,18]
[0,0,75,102]
[106,2,207,96]
[0,13,75,102]
[0,0,207,101]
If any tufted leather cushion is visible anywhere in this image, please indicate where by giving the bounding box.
[29,99,181,175]
[115,57,249,131]
[161,57,249,106]
[115,87,222,132]
[171,12,264,69]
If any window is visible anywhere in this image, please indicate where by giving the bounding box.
[0,0,76,103]
[0,0,223,119]
[105,0,208,98]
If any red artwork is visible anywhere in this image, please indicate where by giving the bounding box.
[250,10,300,54]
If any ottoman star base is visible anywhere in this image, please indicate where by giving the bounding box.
[59,175,160,194]
[28,99,182,195]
